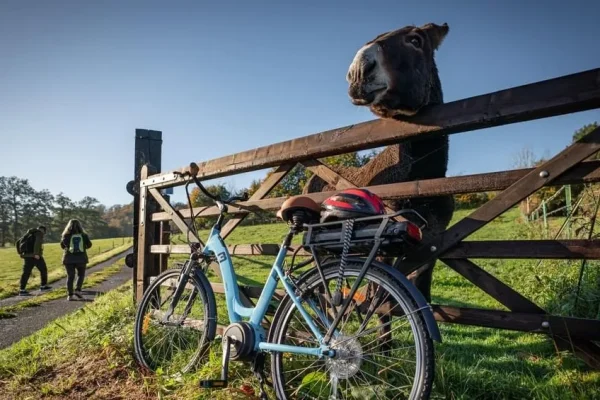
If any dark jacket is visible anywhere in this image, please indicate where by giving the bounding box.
[22,229,44,258]
[60,233,92,265]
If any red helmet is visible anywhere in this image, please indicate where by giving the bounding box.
[321,188,386,223]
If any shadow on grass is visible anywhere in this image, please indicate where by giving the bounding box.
[432,323,598,400]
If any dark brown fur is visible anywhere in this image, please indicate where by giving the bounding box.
[303,23,455,302]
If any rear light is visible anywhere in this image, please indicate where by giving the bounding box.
[405,221,423,242]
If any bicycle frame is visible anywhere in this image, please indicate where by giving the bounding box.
[201,223,333,358]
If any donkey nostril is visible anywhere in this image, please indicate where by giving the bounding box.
[348,84,361,99]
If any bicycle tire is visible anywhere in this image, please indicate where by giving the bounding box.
[133,268,217,374]
[269,260,434,400]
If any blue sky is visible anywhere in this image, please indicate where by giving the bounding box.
[1,0,599,207]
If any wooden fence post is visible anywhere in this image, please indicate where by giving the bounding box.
[565,184,572,238]
[129,129,163,303]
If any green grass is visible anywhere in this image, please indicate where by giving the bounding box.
[1,209,600,399]
[0,237,133,299]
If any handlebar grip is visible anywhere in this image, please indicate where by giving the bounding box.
[189,162,200,177]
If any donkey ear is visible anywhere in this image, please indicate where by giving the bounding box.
[420,23,449,50]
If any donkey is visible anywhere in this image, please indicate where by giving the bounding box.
[303,22,455,302]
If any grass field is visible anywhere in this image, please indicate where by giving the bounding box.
[0,236,133,299]
[0,208,599,399]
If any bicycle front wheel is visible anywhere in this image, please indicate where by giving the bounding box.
[269,260,434,400]
[133,268,216,375]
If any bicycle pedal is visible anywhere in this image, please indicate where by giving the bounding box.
[199,379,228,389]
[199,335,233,390]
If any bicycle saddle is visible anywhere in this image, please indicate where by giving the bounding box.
[277,196,321,223]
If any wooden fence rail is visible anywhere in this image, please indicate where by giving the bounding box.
[130,67,600,368]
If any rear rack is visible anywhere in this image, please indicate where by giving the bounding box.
[301,209,427,257]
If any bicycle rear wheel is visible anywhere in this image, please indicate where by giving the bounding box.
[133,268,217,375]
[269,260,434,399]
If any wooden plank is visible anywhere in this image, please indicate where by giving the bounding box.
[401,126,600,275]
[148,188,202,244]
[151,243,310,256]
[301,159,356,190]
[442,240,600,259]
[441,258,545,314]
[151,160,600,222]
[151,240,600,259]
[135,165,154,302]
[141,68,600,189]
[221,163,294,239]
[431,305,600,341]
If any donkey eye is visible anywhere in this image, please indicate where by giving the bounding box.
[409,36,422,48]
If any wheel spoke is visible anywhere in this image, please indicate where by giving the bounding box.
[271,263,433,399]
[134,270,214,375]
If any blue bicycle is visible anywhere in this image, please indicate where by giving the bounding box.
[133,163,441,399]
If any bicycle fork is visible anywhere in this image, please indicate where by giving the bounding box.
[162,261,194,323]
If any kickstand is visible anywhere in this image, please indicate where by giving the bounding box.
[252,353,270,400]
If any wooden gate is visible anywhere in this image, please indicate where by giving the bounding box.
[128,68,600,368]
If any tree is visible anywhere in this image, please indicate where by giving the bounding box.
[269,165,310,198]
[103,203,134,237]
[72,196,109,238]
[188,184,233,229]
[189,184,232,207]
[53,192,75,231]
[2,177,34,241]
[322,151,375,169]
[21,188,54,237]
[512,146,538,169]
[0,177,10,246]
[572,122,599,160]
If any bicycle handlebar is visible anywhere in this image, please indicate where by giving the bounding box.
[175,162,249,206]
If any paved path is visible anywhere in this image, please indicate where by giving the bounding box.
[0,248,133,350]
[0,248,132,309]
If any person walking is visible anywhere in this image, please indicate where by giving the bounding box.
[18,225,52,296]
[60,219,92,301]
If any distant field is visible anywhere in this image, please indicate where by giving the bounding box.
[0,237,132,299]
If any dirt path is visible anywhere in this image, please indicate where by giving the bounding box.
[0,249,133,350]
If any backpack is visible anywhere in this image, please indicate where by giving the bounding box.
[68,233,85,254]
[15,229,37,256]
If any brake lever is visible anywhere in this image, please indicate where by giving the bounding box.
[174,162,200,178]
